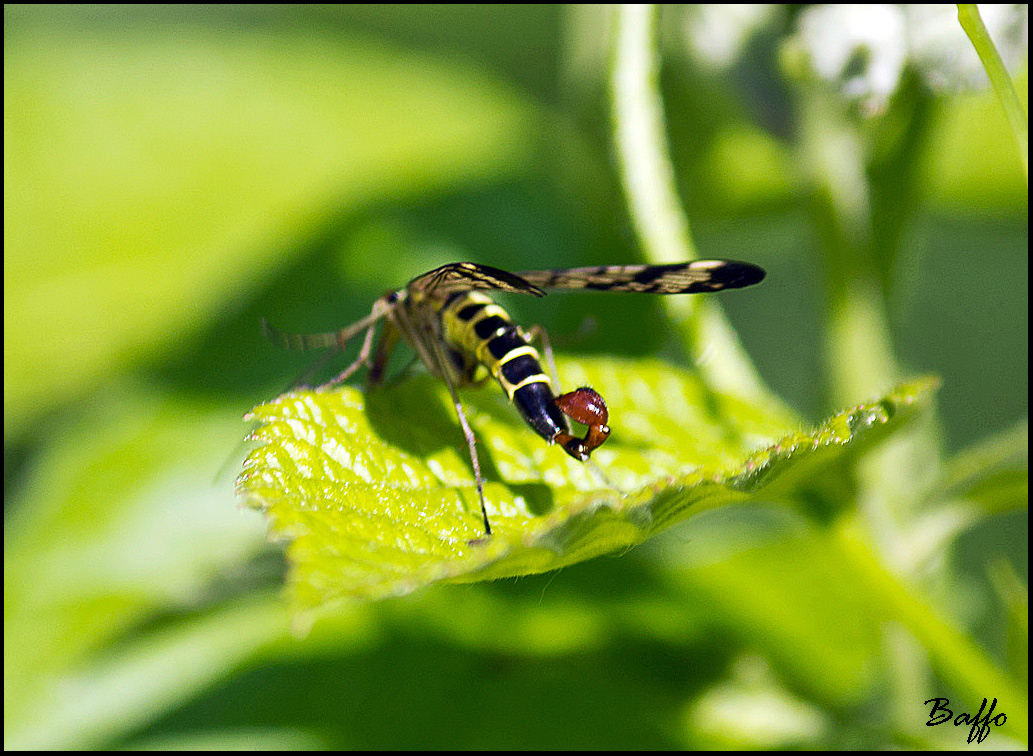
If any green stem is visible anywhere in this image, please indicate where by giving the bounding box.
[837,517,1029,744]
[609,4,697,264]
[957,4,1028,179]
[798,90,899,408]
[608,4,779,408]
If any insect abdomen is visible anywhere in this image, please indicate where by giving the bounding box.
[441,291,567,442]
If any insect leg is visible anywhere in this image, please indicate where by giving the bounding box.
[393,302,493,536]
[262,297,393,389]
[521,323,561,392]
[284,347,342,390]
[441,375,491,536]
[367,320,401,386]
[320,317,380,388]
[261,304,386,352]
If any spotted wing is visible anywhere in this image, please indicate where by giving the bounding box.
[515,260,765,294]
[408,262,545,297]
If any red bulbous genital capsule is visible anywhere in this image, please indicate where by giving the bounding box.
[553,387,611,461]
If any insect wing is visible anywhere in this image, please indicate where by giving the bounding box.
[515,260,765,294]
[408,262,546,297]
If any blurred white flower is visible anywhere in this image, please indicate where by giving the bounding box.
[686,655,828,749]
[796,4,907,114]
[905,4,1028,90]
[683,4,781,69]
[792,4,1029,113]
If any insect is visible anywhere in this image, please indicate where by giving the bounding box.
[263,260,765,537]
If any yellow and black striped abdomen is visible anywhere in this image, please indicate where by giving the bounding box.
[440,291,570,444]
[440,291,545,396]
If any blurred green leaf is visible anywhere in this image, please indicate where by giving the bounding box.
[934,420,1028,514]
[3,26,533,438]
[924,80,1028,211]
[5,595,292,751]
[987,557,1029,689]
[3,386,278,748]
[125,726,330,752]
[238,356,937,609]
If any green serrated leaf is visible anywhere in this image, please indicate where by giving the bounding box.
[237,357,937,608]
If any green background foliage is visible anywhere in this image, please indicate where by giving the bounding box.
[4,5,1026,750]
